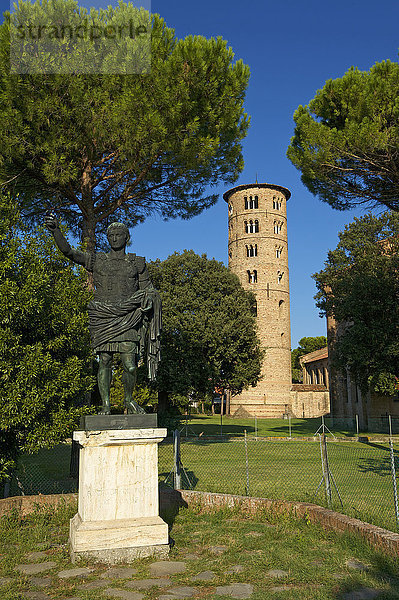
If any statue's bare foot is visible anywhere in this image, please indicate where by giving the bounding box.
[125,400,146,414]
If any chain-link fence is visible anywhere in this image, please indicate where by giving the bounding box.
[3,422,399,534]
[325,415,399,436]
[174,413,399,438]
[4,443,78,498]
[158,431,399,533]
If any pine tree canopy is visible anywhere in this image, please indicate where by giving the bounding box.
[287,60,399,212]
[0,0,250,251]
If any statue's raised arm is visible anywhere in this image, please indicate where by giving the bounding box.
[45,213,92,270]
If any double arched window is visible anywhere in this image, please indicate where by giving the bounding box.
[246,244,258,257]
[273,221,283,234]
[244,195,258,210]
[245,220,259,234]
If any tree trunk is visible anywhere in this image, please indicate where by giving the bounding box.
[80,160,96,289]
[80,216,96,290]
[226,389,231,416]
[157,390,169,414]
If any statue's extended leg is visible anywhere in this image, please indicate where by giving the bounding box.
[120,351,146,414]
[98,352,113,414]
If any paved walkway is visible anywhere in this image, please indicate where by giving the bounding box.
[5,546,387,600]
[12,553,257,600]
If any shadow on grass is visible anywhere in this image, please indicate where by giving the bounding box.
[177,416,357,439]
[10,444,77,497]
[177,423,255,437]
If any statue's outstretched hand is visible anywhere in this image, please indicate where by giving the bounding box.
[45,213,59,231]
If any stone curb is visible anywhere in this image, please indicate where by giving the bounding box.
[1,489,398,556]
[0,493,77,517]
[162,489,399,557]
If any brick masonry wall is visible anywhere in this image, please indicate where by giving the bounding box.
[290,390,330,418]
[0,493,77,516]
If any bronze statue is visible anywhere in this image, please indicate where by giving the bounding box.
[45,216,161,415]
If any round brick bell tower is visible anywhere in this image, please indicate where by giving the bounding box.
[224,183,292,417]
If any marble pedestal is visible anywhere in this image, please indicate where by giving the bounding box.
[70,427,169,563]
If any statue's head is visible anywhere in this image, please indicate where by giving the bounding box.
[107,222,130,249]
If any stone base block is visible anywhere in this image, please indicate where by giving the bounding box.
[70,513,169,564]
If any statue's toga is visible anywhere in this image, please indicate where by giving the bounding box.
[45,216,161,415]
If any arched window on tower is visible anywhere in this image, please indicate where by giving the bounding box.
[276,246,283,258]
[228,203,233,215]
[277,271,284,284]
[252,299,258,317]
[245,195,259,210]
[246,244,258,257]
[279,299,284,318]
[274,221,283,234]
[247,270,257,283]
[244,220,248,233]
[254,220,259,233]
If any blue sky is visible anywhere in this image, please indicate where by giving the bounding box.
[4,0,399,347]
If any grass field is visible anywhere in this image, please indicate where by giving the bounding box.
[175,414,399,439]
[1,502,399,600]
[8,417,399,534]
[176,415,348,438]
[158,437,399,533]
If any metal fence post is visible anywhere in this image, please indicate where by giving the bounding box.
[388,416,399,529]
[389,438,399,529]
[244,429,250,496]
[322,434,332,508]
[173,429,181,490]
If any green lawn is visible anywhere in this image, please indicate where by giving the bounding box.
[175,414,396,439]
[159,437,399,533]
[8,417,399,534]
